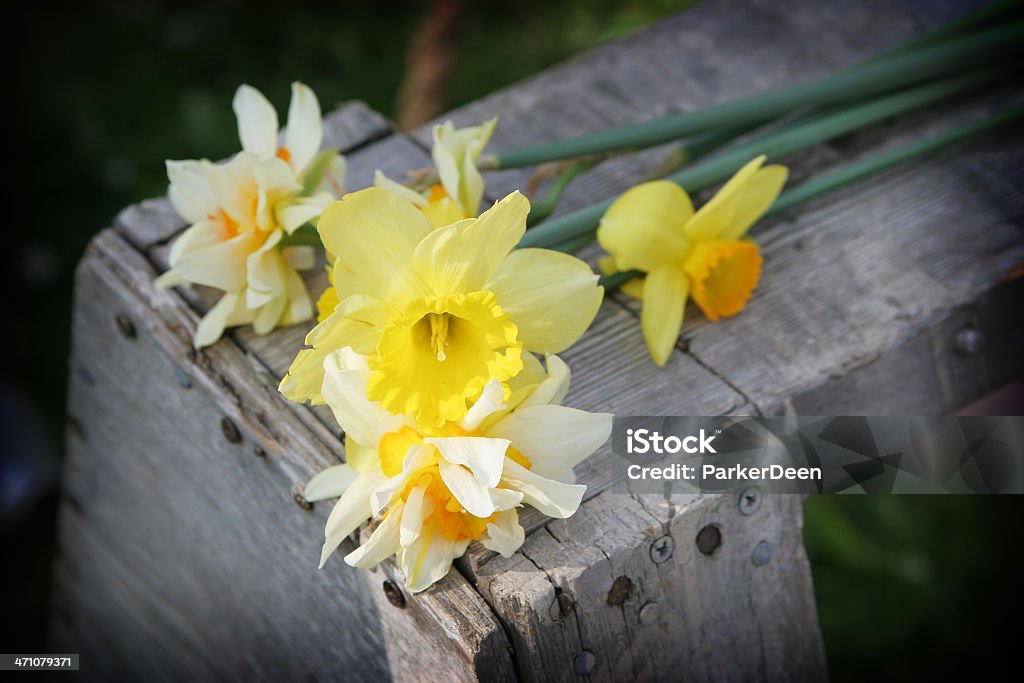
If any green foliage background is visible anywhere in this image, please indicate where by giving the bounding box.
[6,1,1021,677]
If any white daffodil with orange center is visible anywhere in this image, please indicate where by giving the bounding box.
[303,348,611,592]
[374,117,497,228]
[280,188,603,428]
[597,156,788,366]
[156,82,347,347]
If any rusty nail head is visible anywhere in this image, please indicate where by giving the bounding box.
[954,328,985,356]
[573,651,596,676]
[639,601,659,626]
[739,486,761,515]
[607,575,633,606]
[696,525,722,555]
[220,417,242,444]
[383,580,406,608]
[115,313,136,339]
[253,446,268,459]
[292,484,313,511]
[752,540,773,566]
[557,592,574,616]
[650,535,675,564]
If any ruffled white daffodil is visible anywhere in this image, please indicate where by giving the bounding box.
[304,348,611,592]
[280,188,603,428]
[598,156,787,365]
[156,83,347,347]
[374,117,496,228]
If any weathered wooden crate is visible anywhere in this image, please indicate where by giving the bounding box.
[53,0,1023,680]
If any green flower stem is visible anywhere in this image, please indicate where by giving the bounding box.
[520,68,1003,249]
[279,224,321,247]
[490,20,1024,170]
[526,160,595,227]
[596,103,1023,290]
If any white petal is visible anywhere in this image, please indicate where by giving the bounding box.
[399,527,465,593]
[438,459,497,518]
[481,509,525,558]
[519,354,571,409]
[320,471,386,568]
[488,487,524,511]
[233,84,279,159]
[460,380,506,431]
[400,485,432,547]
[321,156,347,197]
[370,444,435,514]
[284,82,323,173]
[500,459,585,519]
[276,194,330,234]
[304,464,358,502]
[322,349,407,445]
[166,159,219,224]
[489,405,611,480]
[344,508,403,569]
[194,292,250,348]
[427,437,508,488]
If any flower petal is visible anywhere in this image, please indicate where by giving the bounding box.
[500,459,585,519]
[460,379,506,431]
[412,191,528,296]
[194,292,251,349]
[684,156,785,242]
[344,436,380,474]
[233,84,279,159]
[399,525,467,593]
[597,180,693,272]
[284,82,323,173]
[519,354,571,409]
[488,404,612,480]
[486,248,603,354]
[322,348,408,446]
[304,464,358,502]
[166,159,219,224]
[345,507,403,569]
[438,459,498,518]
[168,220,254,292]
[320,188,433,305]
[319,471,386,568]
[427,436,509,489]
[481,509,525,558]
[716,164,788,240]
[400,485,433,547]
[374,170,427,207]
[641,264,688,366]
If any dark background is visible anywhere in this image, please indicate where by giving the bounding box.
[3,1,1022,680]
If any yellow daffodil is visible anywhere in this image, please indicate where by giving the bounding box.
[156,82,346,347]
[597,156,787,366]
[280,188,603,428]
[303,348,611,592]
[374,118,497,227]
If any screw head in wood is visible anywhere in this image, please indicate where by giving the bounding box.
[573,650,596,676]
[954,328,985,356]
[739,486,762,515]
[752,540,773,566]
[649,535,675,564]
[383,580,406,608]
[292,484,313,511]
[696,525,722,555]
[220,417,242,444]
[638,601,659,626]
[252,446,268,459]
[114,313,136,339]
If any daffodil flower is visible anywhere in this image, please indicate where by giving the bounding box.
[156,82,347,347]
[303,348,612,592]
[374,118,497,228]
[597,156,787,366]
[280,188,603,428]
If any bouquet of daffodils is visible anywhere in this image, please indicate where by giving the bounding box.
[156,1,1022,592]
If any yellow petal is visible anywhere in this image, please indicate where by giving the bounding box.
[682,239,762,321]
[486,248,603,354]
[413,191,528,297]
[641,265,688,366]
[597,181,694,272]
[320,188,433,306]
[716,165,788,240]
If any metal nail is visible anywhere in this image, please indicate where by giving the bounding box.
[383,580,406,608]
[751,540,773,566]
[252,446,268,459]
[175,366,193,389]
[696,525,721,555]
[114,313,136,339]
[638,601,659,626]
[573,651,596,676]
[292,484,313,511]
[953,327,985,356]
[220,417,242,444]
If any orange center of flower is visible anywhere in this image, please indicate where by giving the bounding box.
[682,240,763,320]
[377,424,531,542]
[276,146,292,163]
[218,209,241,238]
